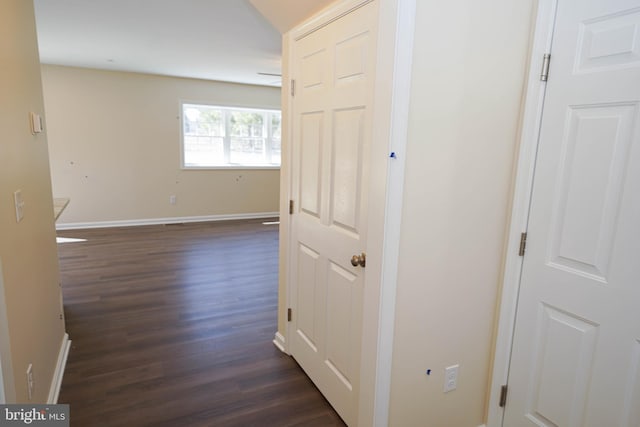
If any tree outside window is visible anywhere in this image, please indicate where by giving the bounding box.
[182,103,281,168]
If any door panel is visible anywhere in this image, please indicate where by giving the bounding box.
[297,244,321,351]
[289,2,377,425]
[331,107,364,233]
[300,113,324,218]
[548,103,636,280]
[527,305,598,427]
[504,1,640,426]
[326,261,357,387]
[301,49,327,90]
[575,8,640,72]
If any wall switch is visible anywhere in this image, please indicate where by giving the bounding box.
[26,363,34,400]
[169,195,177,205]
[30,112,43,134]
[444,364,459,393]
[14,190,25,222]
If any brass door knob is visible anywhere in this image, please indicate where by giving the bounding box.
[350,252,366,268]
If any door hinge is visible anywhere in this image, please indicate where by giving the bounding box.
[287,308,292,322]
[540,53,551,81]
[518,232,527,256]
[291,79,296,96]
[499,384,508,407]
[289,199,294,215]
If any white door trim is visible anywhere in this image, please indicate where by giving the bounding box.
[0,258,16,404]
[486,1,558,425]
[283,0,415,425]
[365,0,415,425]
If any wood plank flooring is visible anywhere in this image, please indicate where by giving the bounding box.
[56,220,345,427]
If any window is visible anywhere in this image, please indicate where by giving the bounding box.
[181,103,281,168]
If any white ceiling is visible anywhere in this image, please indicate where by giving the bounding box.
[33,0,292,87]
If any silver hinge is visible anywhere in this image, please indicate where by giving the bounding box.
[289,199,294,215]
[540,53,551,81]
[287,308,292,322]
[519,232,527,256]
[499,384,508,407]
[291,79,296,96]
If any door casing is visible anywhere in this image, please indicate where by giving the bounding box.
[487,0,563,425]
[279,0,416,425]
[0,258,16,403]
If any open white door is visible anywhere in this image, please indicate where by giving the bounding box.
[504,0,640,425]
[288,1,377,425]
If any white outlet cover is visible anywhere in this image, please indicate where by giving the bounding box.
[444,364,459,393]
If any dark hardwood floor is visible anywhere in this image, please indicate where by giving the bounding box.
[56,220,345,427]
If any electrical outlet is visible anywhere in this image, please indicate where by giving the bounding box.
[169,195,176,205]
[444,364,459,393]
[26,363,34,400]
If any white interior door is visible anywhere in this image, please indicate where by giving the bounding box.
[504,0,640,426]
[288,2,377,425]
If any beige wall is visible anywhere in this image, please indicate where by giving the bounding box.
[250,0,334,33]
[41,65,281,225]
[388,1,535,426]
[0,0,67,403]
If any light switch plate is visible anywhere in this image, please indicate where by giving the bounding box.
[14,190,24,222]
[30,112,43,134]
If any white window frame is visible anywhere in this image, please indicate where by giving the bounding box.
[180,102,281,170]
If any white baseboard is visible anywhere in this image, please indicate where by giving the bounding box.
[47,333,71,404]
[272,332,287,353]
[55,212,280,231]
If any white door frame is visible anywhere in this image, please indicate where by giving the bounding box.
[0,258,4,404]
[282,0,415,425]
[365,0,415,425]
[0,258,16,404]
[486,0,558,425]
